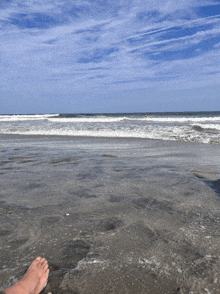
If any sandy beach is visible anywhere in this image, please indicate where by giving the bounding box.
[0,134,220,294]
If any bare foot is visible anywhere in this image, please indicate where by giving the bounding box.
[5,257,50,294]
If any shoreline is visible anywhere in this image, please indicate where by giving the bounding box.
[0,132,219,146]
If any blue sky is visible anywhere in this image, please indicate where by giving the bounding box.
[0,0,220,114]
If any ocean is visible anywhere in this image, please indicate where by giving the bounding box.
[0,111,220,144]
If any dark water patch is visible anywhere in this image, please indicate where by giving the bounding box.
[9,238,29,249]
[133,198,150,209]
[102,154,118,158]
[13,206,30,215]
[26,183,42,189]
[151,199,174,213]
[190,169,220,195]
[147,153,193,159]
[190,257,216,278]
[50,264,62,271]
[62,240,90,269]
[0,208,7,215]
[192,125,204,132]
[183,191,194,197]
[17,160,35,164]
[142,226,155,238]
[191,260,208,277]
[113,168,123,172]
[205,179,220,196]
[134,224,155,239]
[178,243,203,262]
[77,172,95,180]
[49,158,79,164]
[125,223,156,245]
[155,229,176,244]
[100,218,123,231]
[0,201,20,216]
[45,268,68,294]
[41,216,61,225]
[70,189,97,198]
[192,125,218,133]
[125,171,142,179]
[0,161,11,166]
[190,168,217,180]
[9,156,34,160]
[93,183,105,189]
[45,274,79,294]
[31,206,46,214]
[86,251,100,259]
[0,229,11,237]
[115,169,142,180]
[108,195,122,203]
[0,172,4,175]
[133,198,174,214]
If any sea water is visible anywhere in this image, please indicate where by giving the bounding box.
[0,111,220,144]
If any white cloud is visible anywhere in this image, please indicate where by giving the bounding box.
[0,0,220,97]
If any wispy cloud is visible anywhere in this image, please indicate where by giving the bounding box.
[1,0,220,108]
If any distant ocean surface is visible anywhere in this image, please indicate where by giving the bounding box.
[0,111,220,144]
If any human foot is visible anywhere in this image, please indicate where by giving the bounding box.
[5,257,50,294]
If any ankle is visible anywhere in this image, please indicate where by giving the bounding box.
[5,284,23,294]
[5,282,33,294]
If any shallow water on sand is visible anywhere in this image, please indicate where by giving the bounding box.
[0,135,220,294]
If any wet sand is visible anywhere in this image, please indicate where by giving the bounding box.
[0,134,220,294]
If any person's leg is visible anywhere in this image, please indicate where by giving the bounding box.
[5,257,51,294]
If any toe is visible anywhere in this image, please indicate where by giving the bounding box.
[41,259,48,267]
[43,262,49,271]
[32,257,42,265]
[40,258,47,265]
[45,268,49,278]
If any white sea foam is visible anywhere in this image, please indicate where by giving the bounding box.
[40,116,220,123]
[0,114,59,121]
[146,116,220,123]
[0,125,219,144]
[1,114,220,123]
[47,117,128,123]
[0,113,219,144]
